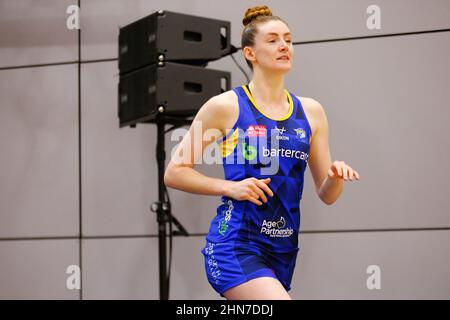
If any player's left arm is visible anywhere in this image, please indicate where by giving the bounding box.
[304,97,360,205]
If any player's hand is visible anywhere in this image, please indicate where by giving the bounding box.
[224,177,274,206]
[328,160,360,181]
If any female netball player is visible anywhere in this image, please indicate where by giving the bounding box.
[164,5,360,300]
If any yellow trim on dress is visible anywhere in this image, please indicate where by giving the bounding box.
[242,85,293,121]
[219,128,239,157]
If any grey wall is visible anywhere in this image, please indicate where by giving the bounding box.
[0,0,449,299]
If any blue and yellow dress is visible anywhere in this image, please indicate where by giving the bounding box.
[202,84,312,296]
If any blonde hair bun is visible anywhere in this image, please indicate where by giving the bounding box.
[242,5,273,26]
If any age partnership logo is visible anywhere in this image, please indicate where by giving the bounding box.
[260,217,294,238]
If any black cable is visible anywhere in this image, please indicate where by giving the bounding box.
[164,184,171,203]
[164,124,185,134]
[161,175,173,297]
[166,186,173,297]
[229,48,250,83]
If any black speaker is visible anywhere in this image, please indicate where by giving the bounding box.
[118,10,231,75]
[118,62,231,127]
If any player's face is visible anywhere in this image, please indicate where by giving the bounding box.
[249,20,294,73]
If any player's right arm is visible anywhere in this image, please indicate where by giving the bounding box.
[163,91,273,206]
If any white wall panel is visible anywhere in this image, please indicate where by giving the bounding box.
[0,65,79,238]
[0,0,78,67]
[0,240,79,299]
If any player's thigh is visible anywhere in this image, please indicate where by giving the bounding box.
[223,276,291,300]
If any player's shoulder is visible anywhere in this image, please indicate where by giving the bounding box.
[208,89,238,108]
[295,96,325,114]
[295,96,327,136]
[203,90,239,119]
[196,90,239,133]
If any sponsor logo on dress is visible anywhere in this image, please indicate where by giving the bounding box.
[262,146,309,161]
[218,200,233,236]
[274,126,289,141]
[242,142,257,161]
[246,125,267,137]
[294,128,306,140]
[260,217,294,238]
[204,242,221,284]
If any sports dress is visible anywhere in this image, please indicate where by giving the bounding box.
[202,84,312,296]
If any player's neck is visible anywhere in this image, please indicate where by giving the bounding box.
[248,72,286,105]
